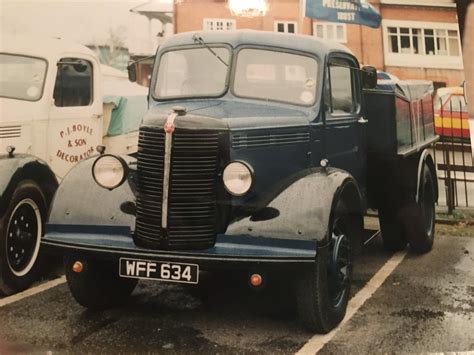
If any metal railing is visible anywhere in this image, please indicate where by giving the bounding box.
[433,97,473,212]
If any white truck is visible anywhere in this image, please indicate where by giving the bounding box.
[0,35,147,294]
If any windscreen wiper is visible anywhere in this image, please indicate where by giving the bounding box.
[192,33,229,67]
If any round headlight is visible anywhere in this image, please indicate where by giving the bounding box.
[92,155,128,190]
[223,161,253,196]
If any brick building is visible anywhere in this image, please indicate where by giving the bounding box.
[173,0,464,88]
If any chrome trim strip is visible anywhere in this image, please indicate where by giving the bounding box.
[161,113,178,229]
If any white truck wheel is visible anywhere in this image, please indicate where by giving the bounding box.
[0,181,47,295]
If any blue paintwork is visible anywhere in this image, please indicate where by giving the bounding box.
[43,224,316,262]
[156,30,351,59]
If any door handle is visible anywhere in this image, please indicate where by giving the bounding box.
[358,117,368,124]
[92,114,103,119]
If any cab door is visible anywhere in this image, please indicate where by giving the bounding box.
[323,55,367,195]
[47,55,103,179]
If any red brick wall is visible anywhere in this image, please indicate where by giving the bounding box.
[380,5,458,23]
[174,0,464,85]
[175,0,311,34]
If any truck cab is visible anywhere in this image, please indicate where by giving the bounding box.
[0,36,104,176]
[42,31,438,333]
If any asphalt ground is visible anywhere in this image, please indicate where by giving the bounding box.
[0,221,473,354]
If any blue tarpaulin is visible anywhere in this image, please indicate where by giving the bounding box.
[305,0,381,29]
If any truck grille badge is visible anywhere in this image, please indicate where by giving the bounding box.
[161,112,178,229]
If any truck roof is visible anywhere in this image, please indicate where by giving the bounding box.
[0,35,96,61]
[160,30,353,58]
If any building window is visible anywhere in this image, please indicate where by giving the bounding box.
[274,21,298,34]
[383,20,463,70]
[203,18,236,31]
[313,22,347,43]
[387,26,460,56]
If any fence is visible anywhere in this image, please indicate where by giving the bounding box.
[433,96,473,212]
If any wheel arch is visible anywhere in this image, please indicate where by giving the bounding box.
[227,168,365,246]
[327,176,364,248]
[416,149,438,203]
[0,155,58,218]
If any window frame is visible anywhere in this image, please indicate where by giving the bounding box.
[274,21,299,34]
[53,57,94,108]
[230,45,321,107]
[325,55,361,120]
[203,18,236,31]
[0,53,48,102]
[151,44,233,102]
[313,22,347,44]
[382,20,463,69]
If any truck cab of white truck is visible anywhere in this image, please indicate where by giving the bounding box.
[1,36,104,177]
[0,35,146,294]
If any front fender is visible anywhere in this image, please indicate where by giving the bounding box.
[0,154,58,217]
[48,155,136,228]
[48,163,363,247]
[226,168,363,244]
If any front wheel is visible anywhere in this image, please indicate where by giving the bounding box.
[65,257,137,310]
[0,181,47,295]
[296,203,354,333]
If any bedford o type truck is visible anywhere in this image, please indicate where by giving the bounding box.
[0,36,146,294]
[42,31,438,333]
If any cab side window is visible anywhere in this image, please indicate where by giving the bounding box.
[326,58,358,115]
[53,58,92,107]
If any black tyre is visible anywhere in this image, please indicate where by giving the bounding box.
[65,257,137,310]
[379,207,408,252]
[0,181,47,295]
[399,163,436,254]
[296,202,354,333]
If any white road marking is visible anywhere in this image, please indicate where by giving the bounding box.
[296,251,407,355]
[0,276,66,308]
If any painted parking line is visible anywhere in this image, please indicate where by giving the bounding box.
[0,276,66,308]
[296,251,407,355]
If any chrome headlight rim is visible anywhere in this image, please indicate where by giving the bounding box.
[92,154,129,190]
[222,160,254,197]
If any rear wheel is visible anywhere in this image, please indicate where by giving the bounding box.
[296,201,354,333]
[0,181,47,295]
[400,163,436,254]
[65,257,137,310]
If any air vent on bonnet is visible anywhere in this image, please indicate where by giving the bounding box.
[0,125,22,139]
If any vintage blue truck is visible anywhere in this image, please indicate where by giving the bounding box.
[42,30,438,333]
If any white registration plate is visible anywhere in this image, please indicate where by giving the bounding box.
[119,258,199,284]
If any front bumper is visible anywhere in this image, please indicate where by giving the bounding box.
[42,225,317,270]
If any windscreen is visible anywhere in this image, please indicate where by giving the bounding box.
[0,54,47,101]
[234,49,319,106]
[154,47,230,99]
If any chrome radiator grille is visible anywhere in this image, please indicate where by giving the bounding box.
[135,126,220,249]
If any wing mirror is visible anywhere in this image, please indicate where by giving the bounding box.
[362,66,377,89]
[127,63,137,83]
